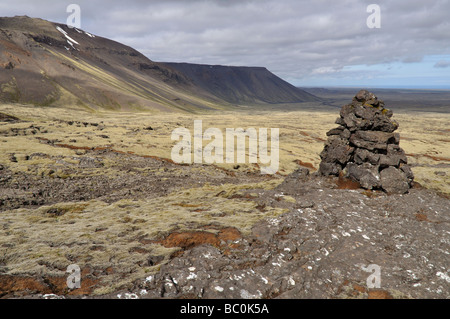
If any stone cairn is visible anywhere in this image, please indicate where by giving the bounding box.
[318,90,414,194]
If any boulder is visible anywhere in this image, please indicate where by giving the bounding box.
[346,162,381,190]
[349,131,396,151]
[372,114,399,132]
[354,148,380,165]
[380,167,410,194]
[319,136,354,165]
[318,161,342,176]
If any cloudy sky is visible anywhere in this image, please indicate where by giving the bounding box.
[2,0,450,88]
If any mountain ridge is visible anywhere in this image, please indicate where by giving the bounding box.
[0,16,319,112]
[163,62,320,105]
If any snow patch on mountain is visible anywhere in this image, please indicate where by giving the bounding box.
[56,26,80,45]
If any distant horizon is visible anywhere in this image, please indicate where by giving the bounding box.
[297,85,450,90]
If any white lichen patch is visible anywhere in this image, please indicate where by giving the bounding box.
[436,271,450,283]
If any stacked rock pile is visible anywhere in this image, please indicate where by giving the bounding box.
[318,90,414,194]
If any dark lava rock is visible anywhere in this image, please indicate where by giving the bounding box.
[346,162,381,190]
[275,167,310,192]
[320,136,354,165]
[380,167,410,194]
[0,112,20,123]
[78,157,104,168]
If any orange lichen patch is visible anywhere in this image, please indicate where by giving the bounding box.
[338,281,395,299]
[415,212,430,222]
[43,276,101,296]
[367,289,394,299]
[299,131,309,137]
[414,211,444,223]
[406,153,450,162]
[0,275,49,297]
[298,130,326,142]
[353,284,367,294]
[398,136,416,141]
[217,227,241,242]
[55,143,91,150]
[336,173,361,190]
[293,159,316,170]
[157,227,242,251]
[158,231,220,249]
[411,181,424,189]
[172,203,203,208]
[0,272,100,298]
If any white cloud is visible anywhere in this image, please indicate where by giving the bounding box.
[311,66,342,75]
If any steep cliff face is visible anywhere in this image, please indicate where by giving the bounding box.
[163,62,320,105]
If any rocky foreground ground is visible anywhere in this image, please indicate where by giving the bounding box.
[113,170,450,300]
[4,166,448,299]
